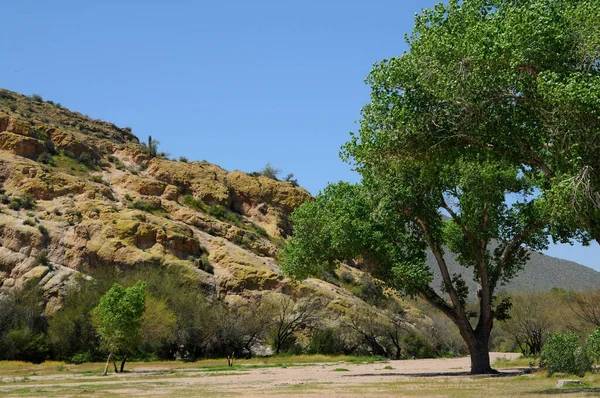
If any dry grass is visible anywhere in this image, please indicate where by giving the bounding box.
[1,357,599,397]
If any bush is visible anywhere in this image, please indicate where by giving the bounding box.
[587,329,600,364]
[23,218,36,227]
[33,250,51,267]
[308,328,346,355]
[30,93,43,102]
[190,254,213,274]
[183,194,203,210]
[258,162,281,180]
[179,156,189,163]
[38,224,49,238]
[541,332,592,376]
[89,175,109,186]
[8,195,36,211]
[402,332,436,359]
[37,152,55,166]
[131,200,157,212]
[208,204,243,226]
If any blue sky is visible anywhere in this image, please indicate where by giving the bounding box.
[2,0,598,271]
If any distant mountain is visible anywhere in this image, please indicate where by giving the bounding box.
[429,249,600,299]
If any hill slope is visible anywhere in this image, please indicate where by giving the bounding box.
[1,88,597,321]
[428,247,600,299]
[0,88,419,329]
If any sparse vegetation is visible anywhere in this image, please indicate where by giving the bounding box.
[7,195,36,211]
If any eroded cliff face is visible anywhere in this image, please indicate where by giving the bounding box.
[0,89,422,327]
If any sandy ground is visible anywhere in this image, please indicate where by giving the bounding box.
[0,353,533,397]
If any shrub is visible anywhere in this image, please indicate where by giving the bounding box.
[23,218,36,227]
[541,332,592,376]
[208,204,243,226]
[0,194,9,205]
[38,224,49,238]
[30,93,43,102]
[190,254,214,274]
[284,173,299,186]
[587,329,600,364]
[131,200,157,212]
[89,175,109,186]
[33,250,51,267]
[308,328,346,355]
[183,194,204,210]
[339,270,355,284]
[78,152,96,167]
[179,156,189,163]
[258,162,281,180]
[37,152,55,166]
[402,332,436,359]
[63,150,75,159]
[253,225,268,237]
[8,195,36,211]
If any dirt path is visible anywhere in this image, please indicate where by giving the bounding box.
[0,353,540,397]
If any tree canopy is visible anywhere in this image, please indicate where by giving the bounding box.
[93,282,146,375]
[282,0,598,374]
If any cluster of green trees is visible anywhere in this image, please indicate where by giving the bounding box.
[281,0,600,374]
[0,266,460,372]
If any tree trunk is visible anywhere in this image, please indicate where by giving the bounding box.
[120,354,127,373]
[103,348,114,376]
[466,332,496,375]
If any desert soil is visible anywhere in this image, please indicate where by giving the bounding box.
[2,353,593,397]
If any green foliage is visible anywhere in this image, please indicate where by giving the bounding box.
[48,276,106,362]
[22,218,36,227]
[284,173,298,186]
[402,332,436,359]
[308,328,346,355]
[92,282,147,356]
[183,194,204,210]
[179,156,189,163]
[89,175,109,186]
[30,93,43,102]
[7,195,36,211]
[541,332,592,376]
[359,0,600,244]
[258,162,281,180]
[0,280,49,363]
[586,329,600,364]
[37,152,55,166]
[208,204,243,226]
[131,199,158,212]
[33,250,51,267]
[281,182,427,294]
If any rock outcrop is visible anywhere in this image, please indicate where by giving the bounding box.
[0,88,419,326]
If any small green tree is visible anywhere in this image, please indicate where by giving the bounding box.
[259,162,281,180]
[587,329,600,365]
[92,282,146,375]
[541,332,592,376]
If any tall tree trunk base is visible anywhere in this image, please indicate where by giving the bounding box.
[469,339,497,375]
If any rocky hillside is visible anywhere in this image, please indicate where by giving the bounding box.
[2,88,596,326]
[0,88,426,334]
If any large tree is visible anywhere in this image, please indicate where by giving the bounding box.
[364,0,599,243]
[282,164,547,374]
